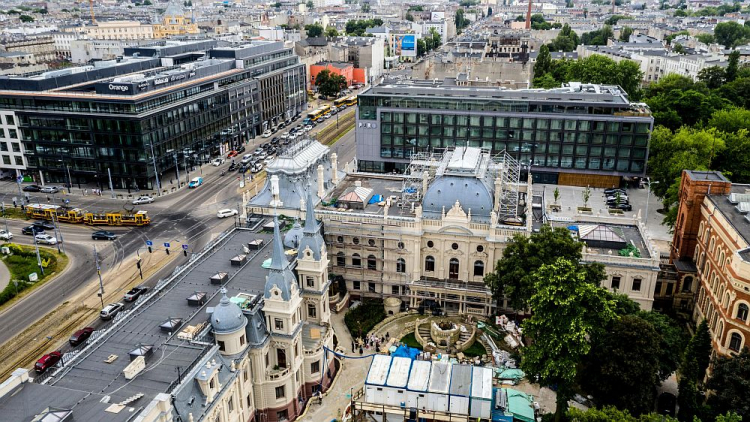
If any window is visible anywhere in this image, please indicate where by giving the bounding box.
[398,241,404,249]
[451,243,459,250]
[311,360,320,374]
[654,282,662,295]
[632,278,642,292]
[336,252,345,266]
[476,245,484,253]
[611,276,621,290]
[425,256,435,272]
[337,236,343,243]
[666,283,674,295]
[682,276,693,292]
[368,282,376,293]
[274,318,284,330]
[427,241,434,248]
[353,280,360,290]
[449,258,459,279]
[352,253,361,267]
[8,129,17,139]
[353,237,360,245]
[277,410,289,421]
[275,386,286,399]
[367,255,377,270]
[737,304,749,322]
[240,334,246,346]
[473,261,484,277]
[729,333,742,352]
[228,397,234,412]
[210,378,215,389]
[5,115,14,125]
[218,340,225,351]
[396,258,406,273]
[368,239,375,246]
[306,276,315,288]
[392,285,399,295]
[308,303,317,318]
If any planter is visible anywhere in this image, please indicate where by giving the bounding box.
[577,207,593,214]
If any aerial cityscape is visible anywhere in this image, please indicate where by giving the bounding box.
[0,0,748,421]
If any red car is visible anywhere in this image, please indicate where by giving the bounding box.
[35,351,62,373]
[69,327,94,346]
[227,150,238,158]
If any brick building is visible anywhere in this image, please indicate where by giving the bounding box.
[310,62,353,87]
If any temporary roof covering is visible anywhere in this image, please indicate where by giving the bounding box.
[407,360,431,392]
[368,194,384,204]
[449,364,473,397]
[497,368,525,382]
[386,357,412,388]
[428,361,452,394]
[470,366,493,400]
[391,345,420,360]
[506,388,535,422]
[366,355,392,386]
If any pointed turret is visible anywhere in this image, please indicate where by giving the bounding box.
[303,185,319,235]
[264,215,296,301]
[298,185,325,261]
[270,215,286,271]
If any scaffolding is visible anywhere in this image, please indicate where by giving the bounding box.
[492,150,521,224]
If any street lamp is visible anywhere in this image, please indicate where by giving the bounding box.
[644,178,660,228]
[147,142,162,196]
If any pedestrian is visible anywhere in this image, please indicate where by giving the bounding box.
[385,332,390,340]
[351,341,355,353]
[12,199,16,208]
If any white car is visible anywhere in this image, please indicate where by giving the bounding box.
[217,208,239,218]
[35,234,58,245]
[132,195,154,205]
[211,158,225,166]
[280,132,289,139]
[0,230,12,240]
[262,130,272,138]
[263,157,275,166]
[304,125,313,132]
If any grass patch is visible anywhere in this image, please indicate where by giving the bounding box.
[400,332,422,350]
[462,340,487,358]
[0,206,29,220]
[0,243,66,306]
[345,299,385,339]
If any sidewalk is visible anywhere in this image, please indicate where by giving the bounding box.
[0,260,9,294]
[299,311,373,422]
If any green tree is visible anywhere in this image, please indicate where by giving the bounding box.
[726,50,740,82]
[708,107,750,133]
[306,0,314,8]
[605,14,631,25]
[360,1,370,12]
[637,311,688,380]
[673,43,686,54]
[417,38,426,56]
[698,65,727,89]
[405,12,414,21]
[696,33,715,44]
[521,258,616,422]
[567,406,679,422]
[565,55,643,100]
[325,26,339,38]
[581,315,662,415]
[533,73,559,89]
[547,23,579,52]
[407,5,423,11]
[143,0,152,4]
[19,14,33,22]
[487,6,492,15]
[305,23,324,37]
[581,25,613,45]
[534,44,552,79]
[705,348,750,420]
[430,28,441,49]
[619,26,634,42]
[455,9,467,33]
[714,21,750,48]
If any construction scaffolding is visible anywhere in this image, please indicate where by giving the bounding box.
[493,150,521,224]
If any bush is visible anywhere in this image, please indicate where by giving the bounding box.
[0,244,60,306]
[344,300,385,338]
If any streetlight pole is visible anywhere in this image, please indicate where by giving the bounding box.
[53,214,64,254]
[148,142,162,196]
[94,245,104,308]
[33,233,44,276]
[1,202,7,235]
[644,178,659,228]
[174,154,181,189]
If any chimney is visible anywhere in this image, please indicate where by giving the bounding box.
[525,0,533,30]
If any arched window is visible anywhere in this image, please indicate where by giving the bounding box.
[449,258,459,279]
[367,255,377,270]
[718,321,724,340]
[336,252,345,267]
[352,253,361,267]
[682,276,693,292]
[729,332,743,352]
[473,261,484,277]
[723,292,731,309]
[737,303,749,322]
[425,256,435,272]
[396,258,406,273]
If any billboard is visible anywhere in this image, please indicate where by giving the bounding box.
[394,34,417,58]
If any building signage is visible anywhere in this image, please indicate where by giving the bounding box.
[153,77,169,86]
[108,83,130,92]
[395,34,417,58]
[137,82,149,90]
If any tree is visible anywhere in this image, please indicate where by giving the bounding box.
[417,38,426,56]
[521,258,616,422]
[565,55,643,100]
[534,45,552,79]
[698,66,727,89]
[696,33,715,44]
[143,0,152,4]
[430,28,441,49]
[567,406,679,422]
[306,0,314,8]
[619,26,634,42]
[360,1,370,12]
[455,9,467,33]
[705,348,750,420]
[581,25,613,45]
[714,21,750,48]
[582,185,591,208]
[405,12,414,21]
[677,319,713,421]
[487,6,492,16]
[325,26,339,38]
[673,43,686,54]
[484,225,605,313]
[726,50,740,82]
[305,23,324,37]
[547,24,579,52]
[637,311,687,381]
[708,107,750,133]
[581,315,662,415]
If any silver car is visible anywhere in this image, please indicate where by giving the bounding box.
[132,195,154,205]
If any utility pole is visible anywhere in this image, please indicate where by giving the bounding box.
[149,142,162,196]
[1,202,7,234]
[184,154,189,186]
[34,234,44,276]
[94,245,104,308]
[174,154,181,188]
[107,168,115,199]
[53,214,65,254]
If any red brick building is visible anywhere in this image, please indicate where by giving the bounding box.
[310,62,354,87]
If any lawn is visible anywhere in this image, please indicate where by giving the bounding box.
[0,243,67,306]
[462,340,487,358]
[400,332,423,350]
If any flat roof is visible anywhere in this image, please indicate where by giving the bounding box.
[386,357,412,388]
[406,360,431,392]
[708,184,750,251]
[366,355,392,386]
[470,366,493,400]
[427,361,452,394]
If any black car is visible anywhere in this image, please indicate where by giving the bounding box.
[124,286,149,302]
[610,203,633,211]
[604,187,626,196]
[34,221,55,231]
[238,165,249,174]
[228,162,238,171]
[92,230,117,240]
[22,225,45,235]
[237,145,246,153]
[22,185,41,192]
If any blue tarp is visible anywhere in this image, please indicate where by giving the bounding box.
[368,194,384,204]
[403,187,417,193]
[391,345,420,360]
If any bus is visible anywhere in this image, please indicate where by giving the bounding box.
[306,105,332,124]
[345,95,358,106]
[333,97,348,108]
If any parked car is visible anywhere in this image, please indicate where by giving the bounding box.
[40,186,59,194]
[262,130,272,138]
[304,125,313,132]
[188,177,203,188]
[0,230,12,240]
[604,187,626,196]
[69,327,94,346]
[34,221,55,231]
[22,225,45,235]
[35,234,58,245]
[124,286,149,302]
[92,230,117,240]
[610,203,633,211]
[211,158,225,166]
[237,145,246,154]
[280,132,289,140]
[34,351,62,373]
[132,195,154,205]
[217,208,239,218]
[240,154,254,164]
[255,150,267,160]
[100,302,124,320]
[22,184,41,192]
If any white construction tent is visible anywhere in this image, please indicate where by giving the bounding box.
[384,357,412,406]
[448,364,473,415]
[405,360,431,409]
[470,366,494,419]
[365,355,392,405]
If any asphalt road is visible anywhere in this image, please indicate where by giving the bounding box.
[0,110,357,347]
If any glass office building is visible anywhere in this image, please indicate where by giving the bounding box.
[356,80,653,185]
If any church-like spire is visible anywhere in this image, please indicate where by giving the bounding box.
[270,215,286,271]
[297,185,325,261]
[303,183,319,235]
[265,215,296,300]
